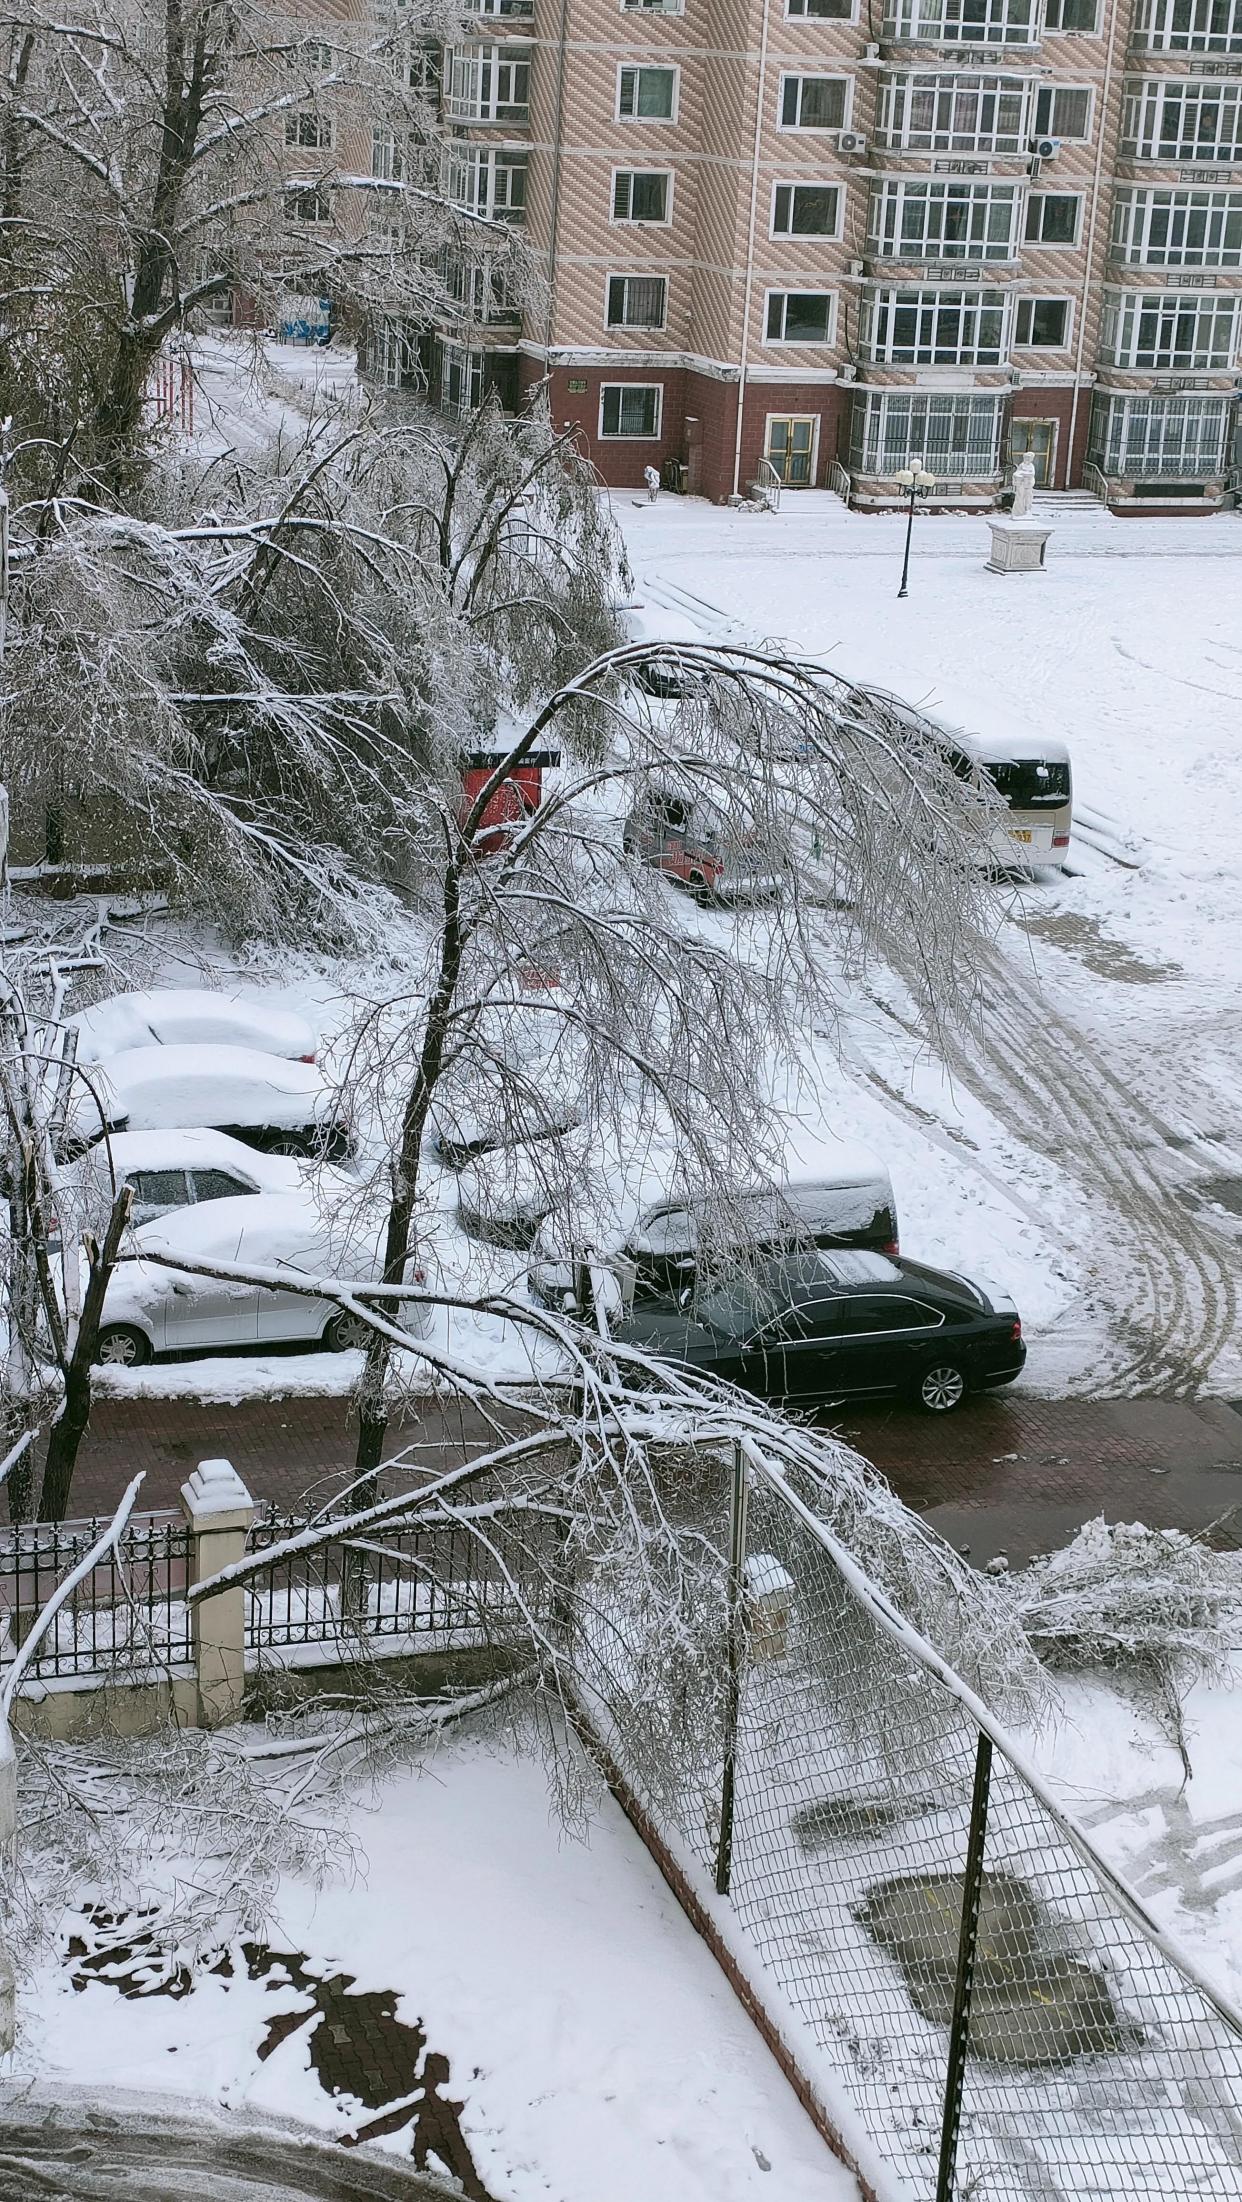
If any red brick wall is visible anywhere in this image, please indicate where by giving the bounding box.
[736,384,851,499]
[1008,386,1093,490]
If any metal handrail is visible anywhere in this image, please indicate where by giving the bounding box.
[753,457,782,511]
[828,457,853,502]
[1080,461,1109,501]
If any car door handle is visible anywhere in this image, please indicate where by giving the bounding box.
[171,1281,191,1297]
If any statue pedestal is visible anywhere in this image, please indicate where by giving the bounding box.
[986,517,1052,574]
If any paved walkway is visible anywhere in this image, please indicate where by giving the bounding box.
[56,1384,1242,1567]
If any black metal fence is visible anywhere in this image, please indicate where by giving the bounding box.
[242,1497,559,1659]
[0,1512,193,1680]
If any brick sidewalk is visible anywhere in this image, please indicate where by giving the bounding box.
[54,1382,1242,1567]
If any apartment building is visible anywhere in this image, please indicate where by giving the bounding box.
[427,0,1242,510]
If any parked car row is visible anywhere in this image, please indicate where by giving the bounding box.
[51,986,423,1369]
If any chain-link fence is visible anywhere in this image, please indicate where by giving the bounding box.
[570,1439,1242,2202]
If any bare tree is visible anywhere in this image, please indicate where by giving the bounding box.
[0,0,498,495]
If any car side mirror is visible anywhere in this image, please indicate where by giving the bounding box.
[678,1286,693,1310]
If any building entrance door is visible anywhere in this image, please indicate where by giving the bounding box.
[766,416,817,487]
[1008,419,1056,488]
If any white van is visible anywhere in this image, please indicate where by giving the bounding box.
[529,1155,898,1312]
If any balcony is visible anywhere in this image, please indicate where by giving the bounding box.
[444,46,531,127]
[881,0,1041,49]
[1130,0,1242,51]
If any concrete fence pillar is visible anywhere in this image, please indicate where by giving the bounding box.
[180,1458,255,1729]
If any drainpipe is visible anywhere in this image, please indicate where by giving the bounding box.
[1065,0,1122,486]
[543,0,572,362]
[731,0,774,499]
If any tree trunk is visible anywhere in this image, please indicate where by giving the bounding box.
[38,1187,132,1523]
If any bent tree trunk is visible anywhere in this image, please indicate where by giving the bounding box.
[39,1188,132,1524]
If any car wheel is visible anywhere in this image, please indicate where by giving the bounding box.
[916,1360,968,1414]
[95,1324,152,1369]
[269,1132,310,1157]
[324,1309,370,1352]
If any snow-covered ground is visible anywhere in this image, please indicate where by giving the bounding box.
[619,492,1242,1400]
[20,1739,861,2202]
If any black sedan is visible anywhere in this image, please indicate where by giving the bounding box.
[615,1250,1025,1414]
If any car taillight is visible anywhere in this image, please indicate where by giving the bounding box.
[1051,834,1069,848]
[299,1053,317,1064]
[413,1267,426,1285]
[883,1239,899,1257]
[1010,1318,1022,1341]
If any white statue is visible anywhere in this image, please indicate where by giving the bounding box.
[1011,453,1037,518]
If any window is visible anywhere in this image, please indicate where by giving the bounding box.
[1131,0,1242,51]
[787,0,855,14]
[882,0,1037,44]
[850,389,1006,477]
[1122,77,1242,160]
[1044,0,1100,26]
[1100,286,1241,367]
[191,1170,253,1202]
[600,384,663,437]
[779,74,849,127]
[842,1296,941,1332]
[606,274,668,328]
[1112,186,1242,266]
[441,340,485,415]
[132,1170,190,1210]
[285,111,332,150]
[1014,296,1071,344]
[613,169,672,222]
[862,285,1008,363]
[772,181,841,235]
[1034,86,1092,137]
[622,0,683,11]
[286,185,332,223]
[878,71,1030,151]
[444,44,530,123]
[445,145,527,222]
[473,0,535,14]
[1025,192,1082,243]
[372,127,404,182]
[1088,391,1229,476]
[765,290,835,341]
[868,178,1019,259]
[618,64,679,119]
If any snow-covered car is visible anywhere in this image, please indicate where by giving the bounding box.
[95,1193,427,1367]
[66,1128,356,1230]
[68,987,317,1064]
[60,1046,351,1162]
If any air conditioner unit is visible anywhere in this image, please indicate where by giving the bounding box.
[1030,135,1060,160]
[838,131,868,156]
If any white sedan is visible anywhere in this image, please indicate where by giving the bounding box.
[61,1045,350,1160]
[68,988,317,1064]
[95,1194,427,1367]
[67,1127,356,1229]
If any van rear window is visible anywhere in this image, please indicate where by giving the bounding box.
[983,759,1070,809]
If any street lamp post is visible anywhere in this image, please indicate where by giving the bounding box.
[895,457,936,599]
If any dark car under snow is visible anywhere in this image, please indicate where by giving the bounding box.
[615,1249,1025,1414]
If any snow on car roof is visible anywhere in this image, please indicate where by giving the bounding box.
[857,686,1071,769]
[814,1251,902,1286]
[92,1128,287,1175]
[132,1191,357,1270]
[68,988,316,1063]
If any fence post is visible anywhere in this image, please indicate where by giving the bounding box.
[714,1441,749,1897]
[935,1730,994,2202]
[181,1459,255,1729]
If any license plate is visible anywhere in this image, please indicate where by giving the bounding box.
[1009,828,1033,844]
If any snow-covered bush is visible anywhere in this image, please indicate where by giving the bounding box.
[1008,1516,1242,1684]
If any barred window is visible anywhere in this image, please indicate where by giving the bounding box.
[1099,287,1241,366]
[1088,392,1229,474]
[1131,0,1242,49]
[606,274,669,328]
[877,73,1030,151]
[849,390,1005,475]
[881,0,1037,45]
[1122,76,1242,159]
[868,179,1020,259]
[862,285,1008,363]
[1112,187,1242,265]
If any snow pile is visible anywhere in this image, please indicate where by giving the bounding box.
[1009,1516,1242,1687]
